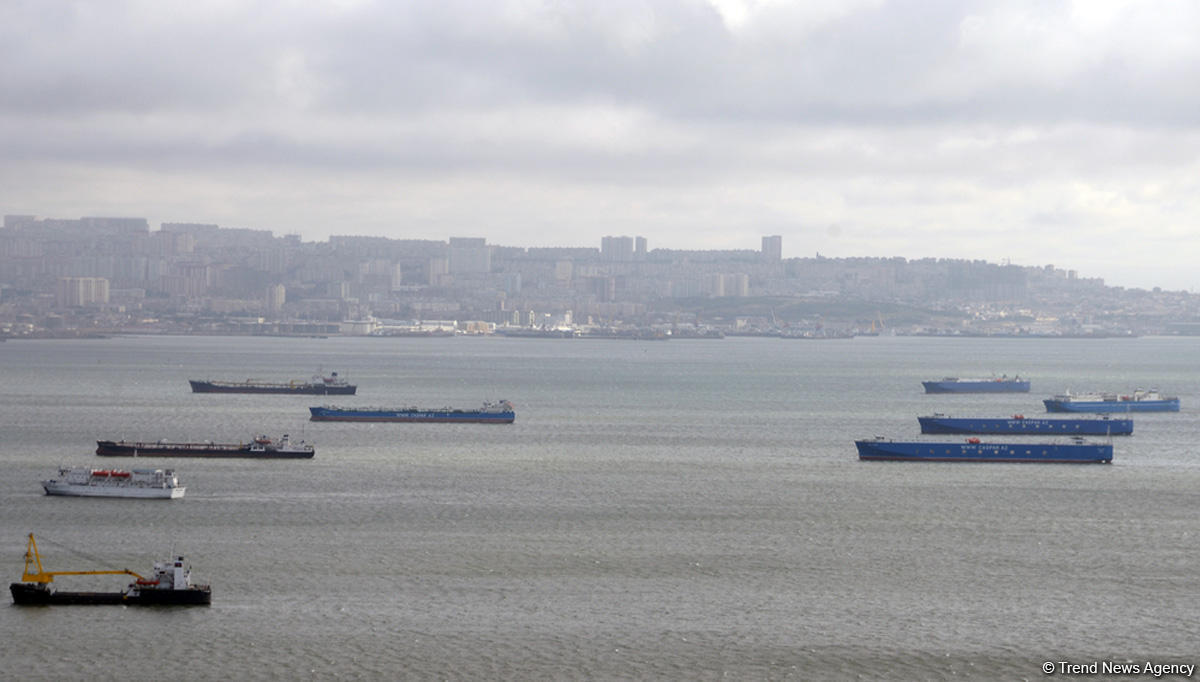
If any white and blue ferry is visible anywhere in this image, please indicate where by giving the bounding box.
[918,414,1132,436]
[1043,389,1179,413]
[856,436,1112,464]
[309,400,515,423]
[922,375,1030,393]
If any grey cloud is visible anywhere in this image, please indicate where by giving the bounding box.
[8,0,1196,126]
[3,0,1200,289]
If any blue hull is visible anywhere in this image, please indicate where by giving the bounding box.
[918,415,1132,436]
[1043,398,1179,413]
[309,407,515,423]
[855,439,1112,463]
[922,379,1030,393]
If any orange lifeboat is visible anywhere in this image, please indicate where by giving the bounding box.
[966,437,981,444]
[1012,414,1025,420]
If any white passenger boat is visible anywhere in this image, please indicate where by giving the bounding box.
[42,467,186,499]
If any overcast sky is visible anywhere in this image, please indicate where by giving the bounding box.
[3,0,1198,290]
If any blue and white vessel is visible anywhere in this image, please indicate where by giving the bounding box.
[855,437,1112,464]
[922,376,1030,393]
[918,414,1132,436]
[1043,389,1179,413]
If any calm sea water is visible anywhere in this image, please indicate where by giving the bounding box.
[1,335,1197,680]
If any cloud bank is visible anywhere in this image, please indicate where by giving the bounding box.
[2,0,1199,289]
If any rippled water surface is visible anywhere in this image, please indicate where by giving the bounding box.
[1,335,1198,679]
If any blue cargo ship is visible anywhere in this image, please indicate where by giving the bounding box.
[1043,389,1179,413]
[922,376,1030,393]
[309,400,515,423]
[918,414,1132,436]
[855,437,1112,463]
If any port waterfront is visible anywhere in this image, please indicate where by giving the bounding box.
[2,334,1198,679]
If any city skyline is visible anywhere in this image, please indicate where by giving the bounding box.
[3,1,1199,291]
[0,211,1173,295]
[5,209,1200,342]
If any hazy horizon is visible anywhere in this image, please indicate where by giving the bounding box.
[4,1,1199,291]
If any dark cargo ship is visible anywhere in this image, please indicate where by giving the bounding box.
[96,434,314,458]
[189,372,356,395]
[309,400,515,423]
[10,533,211,606]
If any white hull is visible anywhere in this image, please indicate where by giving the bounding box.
[43,482,185,499]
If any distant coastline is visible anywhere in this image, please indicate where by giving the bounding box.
[1,327,1148,341]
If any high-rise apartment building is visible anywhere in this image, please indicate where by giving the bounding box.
[265,284,286,314]
[601,236,634,262]
[449,237,491,274]
[762,235,782,262]
[56,277,110,307]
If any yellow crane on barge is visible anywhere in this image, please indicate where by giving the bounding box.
[18,533,143,584]
[11,533,212,606]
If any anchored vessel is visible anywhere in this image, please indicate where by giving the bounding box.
[918,414,1133,436]
[10,534,211,606]
[309,400,516,423]
[42,467,186,498]
[189,371,355,395]
[1043,389,1179,413]
[96,434,314,458]
[922,376,1030,393]
[855,436,1112,463]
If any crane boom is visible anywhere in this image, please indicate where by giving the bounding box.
[20,533,142,583]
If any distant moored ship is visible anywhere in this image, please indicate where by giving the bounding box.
[96,434,314,459]
[309,400,515,423]
[855,436,1112,464]
[922,375,1030,393]
[10,533,211,606]
[188,372,355,395]
[42,466,186,498]
[918,414,1133,436]
[1043,389,1179,413]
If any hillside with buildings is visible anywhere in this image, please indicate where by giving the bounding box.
[3,213,1198,338]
